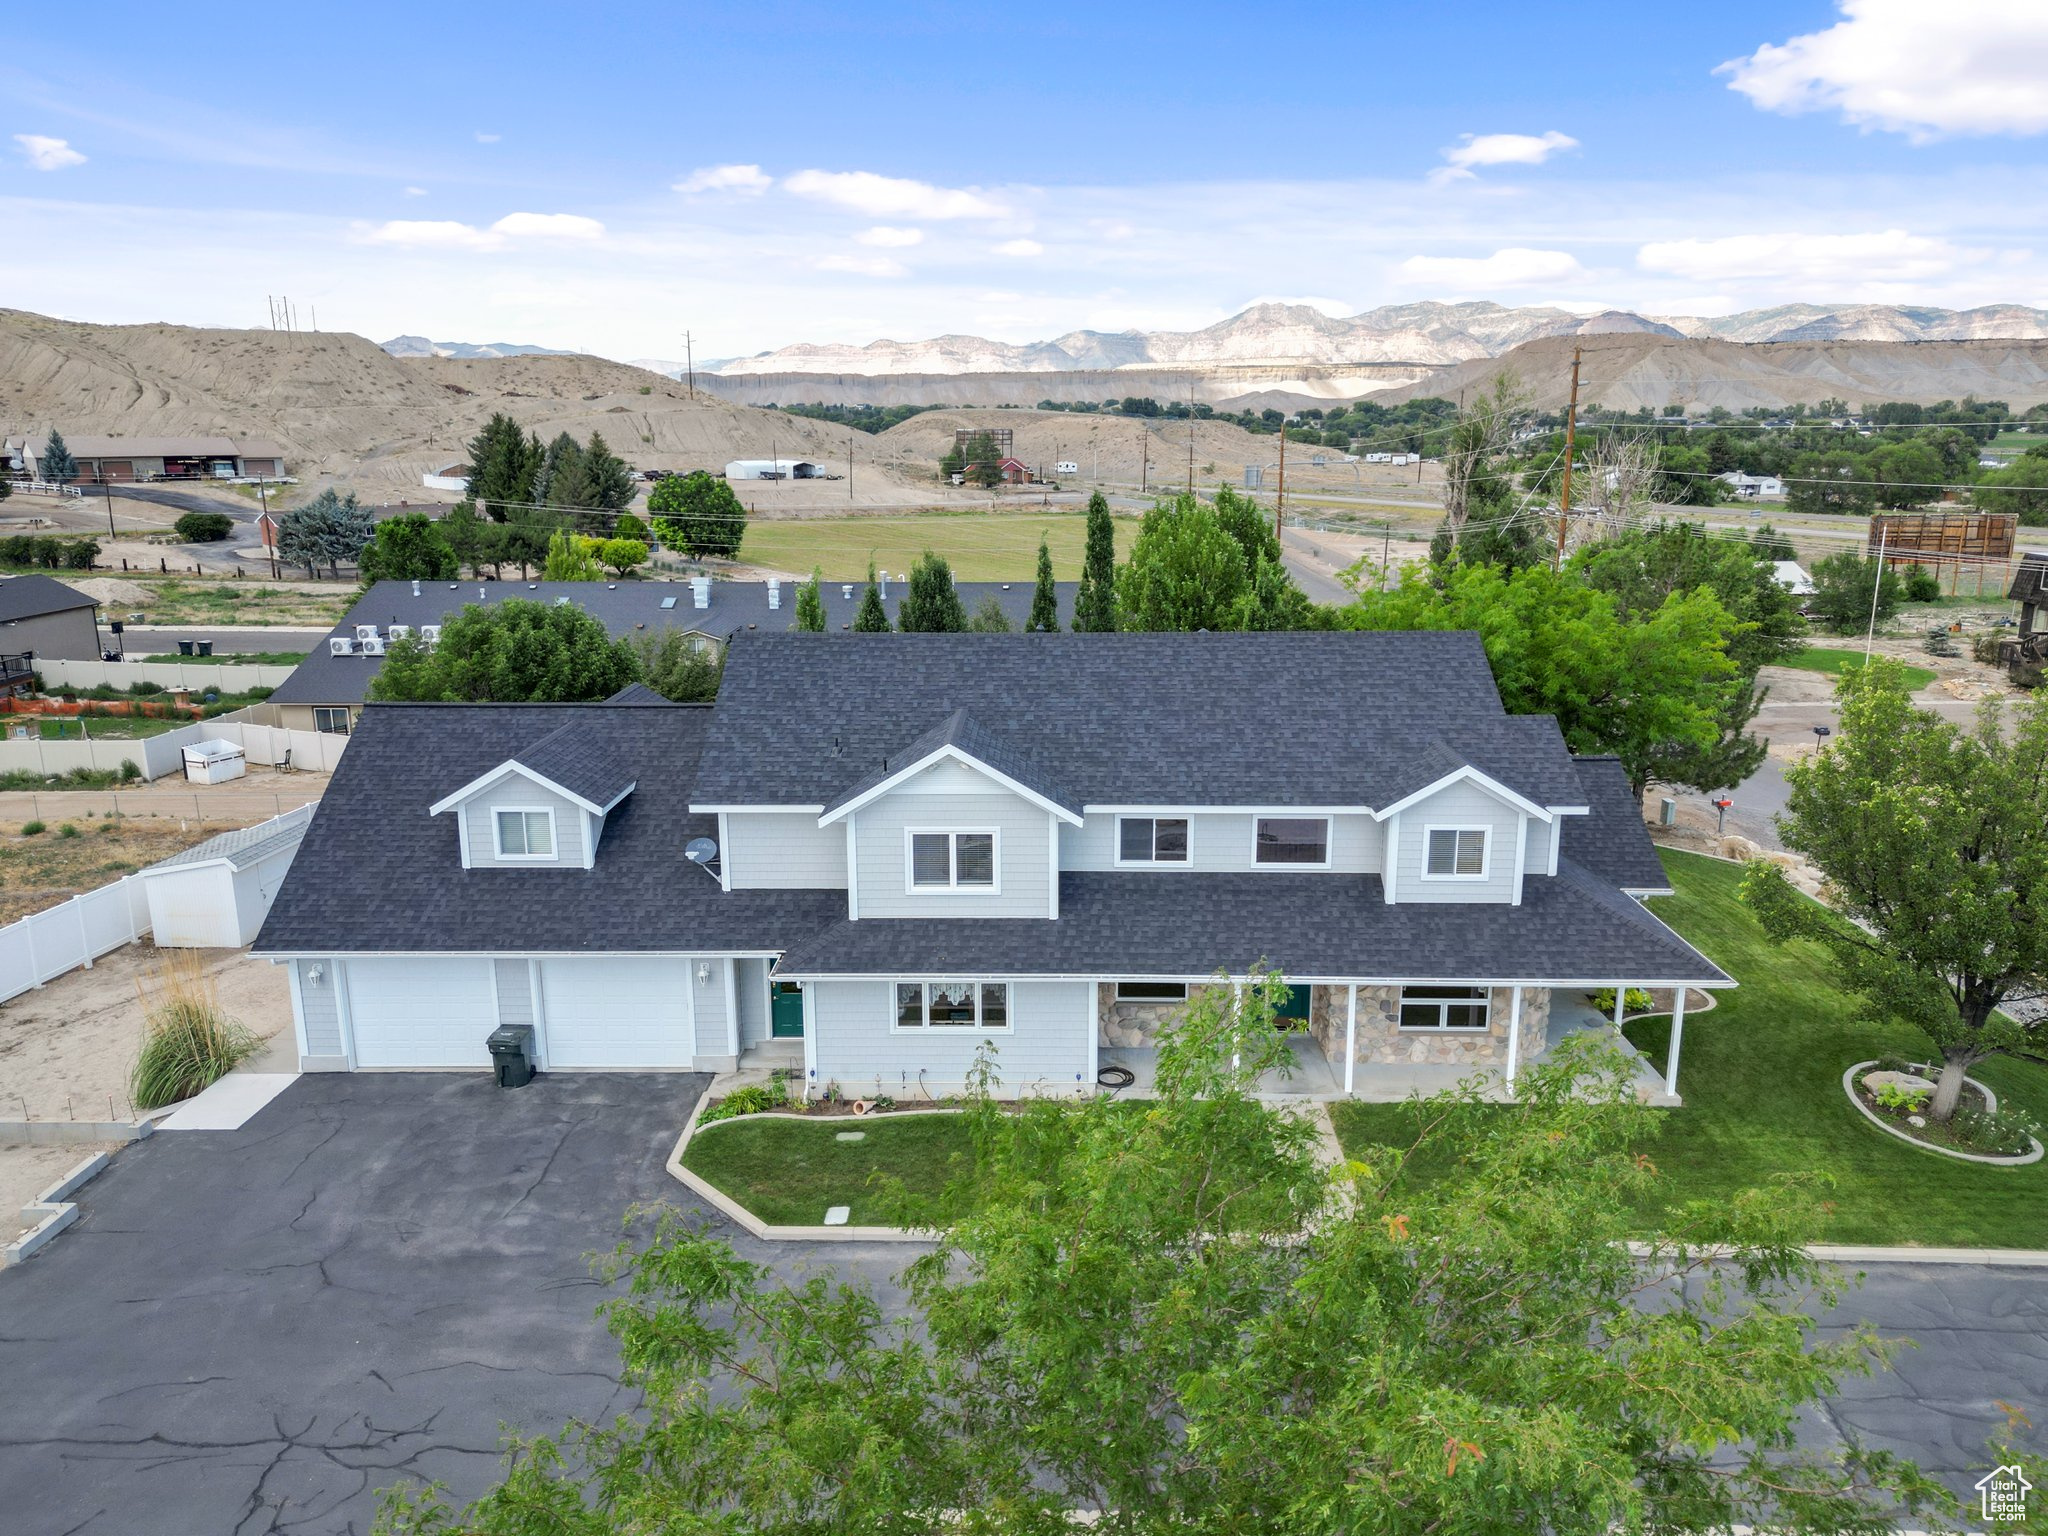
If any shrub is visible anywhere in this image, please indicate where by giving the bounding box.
[1951,1103,2042,1157]
[129,954,261,1109]
[119,760,141,782]
[1872,1080,1929,1113]
[174,511,236,542]
[126,679,166,696]
[1587,986,1655,1016]
[1902,563,1942,602]
[699,1082,789,1124]
[20,820,44,835]
[1975,633,2004,665]
[56,822,79,839]
[1923,627,1957,656]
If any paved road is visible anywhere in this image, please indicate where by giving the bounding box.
[117,626,331,657]
[0,1074,2041,1532]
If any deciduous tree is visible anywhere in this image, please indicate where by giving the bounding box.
[794,567,826,632]
[631,629,723,702]
[358,514,458,585]
[897,551,967,632]
[1072,491,1117,632]
[1744,658,2048,1121]
[649,470,746,559]
[854,566,890,632]
[1807,550,1900,636]
[1027,537,1058,631]
[369,598,639,702]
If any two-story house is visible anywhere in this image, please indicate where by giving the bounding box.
[255,632,1729,1102]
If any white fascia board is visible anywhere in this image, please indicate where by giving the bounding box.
[818,744,1082,827]
[688,803,827,815]
[769,968,1735,988]
[1372,766,1551,824]
[253,947,790,960]
[428,760,606,818]
[1083,804,1368,815]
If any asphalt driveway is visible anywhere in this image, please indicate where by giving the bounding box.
[0,1073,914,1536]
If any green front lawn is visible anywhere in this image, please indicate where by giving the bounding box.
[1332,849,2048,1248]
[1777,646,1937,693]
[682,1111,978,1227]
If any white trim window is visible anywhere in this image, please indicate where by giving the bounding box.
[493,807,556,860]
[1398,985,1491,1032]
[894,980,1010,1031]
[312,707,351,736]
[1423,826,1490,879]
[906,830,998,892]
[1114,981,1188,1002]
[1116,815,1190,866]
[1254,816,1330,867]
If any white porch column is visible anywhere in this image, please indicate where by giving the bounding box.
[1231,979,1243,1070]
[1613,985,1627,1029]
[1087,984,1100,1094]
[1664,989,1687,1099]
[1343,983,1357,1096]
[1504,984,1523,1097]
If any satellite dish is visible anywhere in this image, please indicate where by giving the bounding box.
[684,837,719,865]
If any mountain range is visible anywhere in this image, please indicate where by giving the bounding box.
[378,335,578,360]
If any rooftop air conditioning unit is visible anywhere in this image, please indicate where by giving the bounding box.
[387,624,411,641]
[419,624,441,644]
[329,637,357,657]
[355,624,379,642]
[360,635,387,656]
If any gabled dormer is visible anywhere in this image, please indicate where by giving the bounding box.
[819,708,1080,920]
[428,719,636,871]
[1372,750,1583,907]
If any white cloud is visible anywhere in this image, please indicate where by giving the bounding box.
[474,130,501,144]
[14,134,86,171]
[1637,228,1978,283]
[1431,130,1577,183]
[489,211,604,240]
[1395,248,1587,288]
[401,185,427,197]
[993,238,1043,257]
[1721,1,2048,140]
[855,225,923,247]
[814,252,908,277]
[674,163,772,195]
[361,211,605,251]
[784,168,1006,220]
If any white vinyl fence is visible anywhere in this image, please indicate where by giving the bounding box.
[37,658,300,692]
[0,875,151,1006]
[0,710,349,782]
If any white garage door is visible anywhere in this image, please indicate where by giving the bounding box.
[345,958,497,1068]
[540,957,693,1069]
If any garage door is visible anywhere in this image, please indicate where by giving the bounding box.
[540,957,693,1069]
[345,958,496,1067]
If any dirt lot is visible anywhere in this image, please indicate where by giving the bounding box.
[0,766,325,831]
[73,574,355,627]
[0,942,292,1125]
[1,1142,119,1240]
[0,816,235,924]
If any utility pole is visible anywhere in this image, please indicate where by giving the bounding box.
[1275,421,1287,543]
[1140,431,1148,494]
[1863,523,1889,662]
[103,478,115,540]
[848,433,854,501]
[684,332,696,399]
[1556,345,1582,572]
[1186,385,1196,494]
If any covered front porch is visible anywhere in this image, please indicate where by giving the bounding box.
[1094,980,1690,1105]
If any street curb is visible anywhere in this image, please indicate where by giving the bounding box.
[1626,1240,2048,1267]
[3,1150,114,1267]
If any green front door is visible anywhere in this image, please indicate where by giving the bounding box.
[1273,980,1312,1028]
[770,981,805,1038]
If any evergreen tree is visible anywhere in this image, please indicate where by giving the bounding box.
[794,567,826,632]
[535,433,585,510]
[277,488,374,578]
[1028,537,1059,631]
[39,429,77,486]
[1073,491,1118,631]
[581,431,637,514]
[897,550,968,632]
[853,566,891,632]
[464,414,540,520]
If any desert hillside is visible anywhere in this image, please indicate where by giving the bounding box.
[0,310,915,500]
[1372,332,2048,414]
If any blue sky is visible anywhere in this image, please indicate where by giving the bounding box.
[4,1,2046,360]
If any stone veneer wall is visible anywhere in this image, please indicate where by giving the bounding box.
[1308,984,1555,1068]
[1098,982,1224,1047]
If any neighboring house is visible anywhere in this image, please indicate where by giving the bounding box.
[256,578,1079,736]
[995,456,1031,484]
[0,574,102,662]
[255,632,1729,1103]
[1771,560,1815,596]
[1716,471,1784,500]
[4,435,286,484]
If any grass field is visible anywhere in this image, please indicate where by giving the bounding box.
[682,1111,979,1227]
[1778,645,1938,692]
[739,513,1136,582]
[1331,850,2048,1248]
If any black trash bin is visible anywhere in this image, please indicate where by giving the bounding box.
[177,639,194,656]
[487,1024,536,1088]
[195,640,213,657]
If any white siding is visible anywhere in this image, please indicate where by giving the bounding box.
[458,778,590,869]
[723,811,847,888]
[344,957,497,1067]
[735,957,771,1046]
[809,977,1092,1098]
[691,957,733,1064]
[850,761,1054,918]
[1060,811,1379,872]
[494,958,534,1031]
[539,957,694,1069]
[1522,816,1554,880]
[1390,782,1526,905]
[296,958,343,1059]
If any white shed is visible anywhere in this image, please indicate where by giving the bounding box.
[139,806,313,948]
[1772,560,1816,596]
[182,738,246,784]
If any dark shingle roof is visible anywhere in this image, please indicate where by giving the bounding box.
[605,682,669,705]
[771,868,1728,984]
[696,631,1586,811]
[0,575,95,624]
[822,707,1077,818]
[265,579,1078,707]
[1559,757,1671,893]
[510,719,635,810]
[255,702,843,955]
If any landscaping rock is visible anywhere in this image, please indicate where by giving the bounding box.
[834,1131,866,1143]
[1862,1069,1935,1096]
